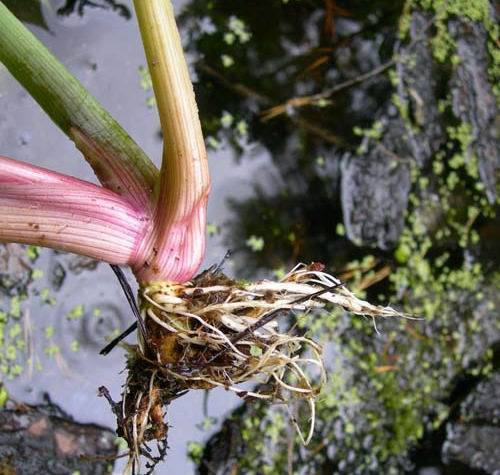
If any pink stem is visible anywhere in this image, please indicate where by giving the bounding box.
[132,192,209,283]
[70,127,158,212]
[2,2,210,285]
[0,156,151,264]
[1,154,72,184]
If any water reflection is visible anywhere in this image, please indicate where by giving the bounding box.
[179,0,408,277]
[178,1,499,474]
[182,0,402,157]
[0,1,498,474]
[57,0,131,19]
[0,1,250,473]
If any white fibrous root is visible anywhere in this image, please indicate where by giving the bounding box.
[131,262,405,447]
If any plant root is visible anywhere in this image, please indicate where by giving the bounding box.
[111,262,405,471]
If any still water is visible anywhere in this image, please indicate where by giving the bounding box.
[2,1,498,474]
[0,1,273,472]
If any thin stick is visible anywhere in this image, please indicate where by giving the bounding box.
[259,17,436,120]
[110,264,147,340]
[261,60,395,120]
[197,64,342,145]
[100,322,137,356]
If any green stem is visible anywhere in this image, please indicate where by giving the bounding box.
[0,1,158,209]
[132,0,210,283]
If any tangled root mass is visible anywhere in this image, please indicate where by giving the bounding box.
[107,262,405,472]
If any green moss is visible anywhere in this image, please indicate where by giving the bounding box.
[44,325,55,339]
[25,245,39,261]
[44,343,60,357]
[9,364,22,378]
[220,111,234,128]
[5,345,16,361]
[187,441,204,464]
[9,295,22,318]
[228,16,252,44]
[398,1,413,38]
[353,120,384,140]
[0,386,8,407]
[67,304,84,320]
[246,235,265,252]
[392,93,410,124]
[39,288,56,306]
[401,0,498,74]
[8,323,21,340]
[70,340,80,352]
[221,54,234,68]
[138,65,152,91]
[31,268,44,280]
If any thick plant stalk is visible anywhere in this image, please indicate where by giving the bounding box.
[133,0,210,283]
[0,0,210,284]
[0,156,149,264]
[0,1,158,211]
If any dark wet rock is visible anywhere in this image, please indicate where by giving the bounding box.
[56,0,131,19]
[459,373,500,424]
[445,425,500,473]
[197,403,252,475]
[341,7,498,250]
[341,13,442,249]
[0,244,31,297]
[341,149,411,249]
[49,261,66,292]
[459,285,500,366]
[443,373,500,474]
[192,1,499,471]
[2,0,49,31]
[449,20,499,204]
[66,255,100,275]
[394,13,443,167]
[0,399,117,474]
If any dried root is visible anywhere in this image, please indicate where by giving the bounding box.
[113,262,405,471]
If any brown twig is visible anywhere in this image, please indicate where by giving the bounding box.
[292,116,343,144]
[260,16,436,120]
[261,59,396,121]
[197,64,270,105]
[357,265,391,291]
[197,63,342,145]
